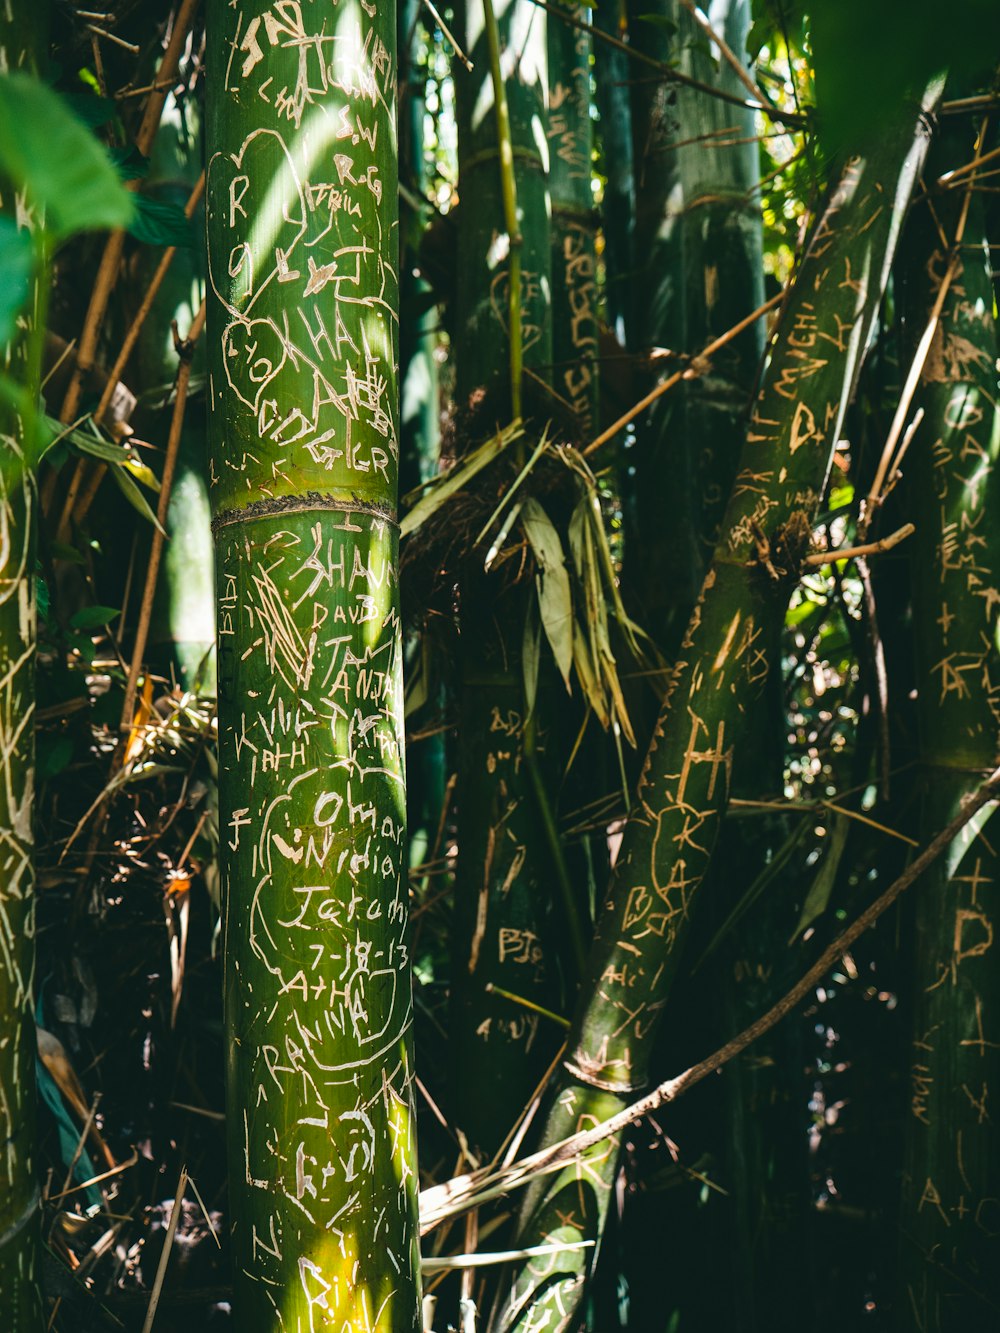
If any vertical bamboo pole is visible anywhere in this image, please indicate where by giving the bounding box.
[628,0,765,643]
[547,3,598,436]
[449,0,562,1160]
[0,8,45,1328]
[899,131,1000,1327]
[205,2,421,1327]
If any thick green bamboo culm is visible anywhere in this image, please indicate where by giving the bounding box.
[449,0,565,1160]
[492,82,942,1332]
[899,139,1000,1327]
[547,3,598,435]
[454,0,551,413]
[628,0,765,637]
[0,12,45,1330]
[592,0,633,350]
[205,2,421,1327]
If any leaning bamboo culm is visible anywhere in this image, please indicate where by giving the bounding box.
[493,73,944,1333]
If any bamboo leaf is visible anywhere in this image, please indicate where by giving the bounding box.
[69,605,121,631]
[0,73,134,238]
[120,455,161,491]
[107,459,166,534]
[791,812,850,940]
[474,427,549,549]
[401,421,523,537]
[0,216,33,345]
[572,622,609,729]
[521,497,573,688]
[128,194,195,248]
[522,596,542,721]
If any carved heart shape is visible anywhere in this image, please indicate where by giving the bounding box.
[222,317,287,414]
[206,126,307,319]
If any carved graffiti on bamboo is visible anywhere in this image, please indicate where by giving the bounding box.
[0,436,35,1212]
[210,2,417,1324]
[489,266,548,355]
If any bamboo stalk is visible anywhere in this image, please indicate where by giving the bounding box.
[206,2,421,1323]
[898,119,1000,1326]
[483,0,524,419]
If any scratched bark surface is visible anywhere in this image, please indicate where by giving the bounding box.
[547,4,597,436]
[493,91,940,1332]
[629,0,764,636]
[0,11,43,1329]
[899,170,1000,1326]
[592,0,633,350]
[206,3,420,1328]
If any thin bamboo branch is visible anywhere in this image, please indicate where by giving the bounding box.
[59,1093,103,1201]
[420,765,1000,1231]
[526,0,807,127]
[421,0,473,69]
[117,300,206,750]
[485,983,571,1028]
[678,0,769,109]
[86,23,139,53]
[938,139,1000,186]
[140,1166,188,1333]
[59,172,207,538]
[581,291,782,457]
[803,521,915,567]
[940,93,1000,115]
[56,0,200,430]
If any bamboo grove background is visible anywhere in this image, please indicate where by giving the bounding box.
[1,0,1000,1329]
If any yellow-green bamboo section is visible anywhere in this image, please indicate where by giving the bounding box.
[0,8,45,1328]
[206,1,421,1326]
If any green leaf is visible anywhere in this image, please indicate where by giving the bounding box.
[48,541,86,566]
[107,458,166,534]
[0,216,33,346]
[0,72,133,238]
[69,605,120,630]
[37,734,73,780]
[121,456,160,491]
[791,813,850,940]
[108,146,150,180]
[521,498,574,689]
[128,194,194,248]
[522,597,542,723]
[40,417,161,489]
[401,421,523,537]
[35,573,50,621]
[62,91,116,129]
